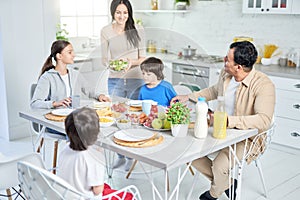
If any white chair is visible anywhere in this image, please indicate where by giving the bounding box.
[30,83,67,174]
[0,152,44,200]
[188,123,276,200]
[18,161,142,200]
[174,84,192,95]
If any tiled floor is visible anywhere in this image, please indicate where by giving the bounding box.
[1,136,300,200]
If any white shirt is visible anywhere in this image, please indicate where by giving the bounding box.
[61,73,71,97]
[225,77,240,116]
[58,145,105,197]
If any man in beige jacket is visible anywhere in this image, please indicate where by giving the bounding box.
[171,41,275,200]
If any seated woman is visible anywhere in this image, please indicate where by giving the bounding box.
[31,40,110,110]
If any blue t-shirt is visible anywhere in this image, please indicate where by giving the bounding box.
[138,80,177,106]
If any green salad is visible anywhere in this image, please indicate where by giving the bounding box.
[109,60,128,71]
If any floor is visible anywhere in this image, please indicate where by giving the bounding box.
[1,135,300,200]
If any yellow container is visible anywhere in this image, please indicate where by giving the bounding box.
[213,111,227,139]
[233,36,253,43]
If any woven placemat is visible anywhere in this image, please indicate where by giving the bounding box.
[113,135,164,148]
[44,113,66,122]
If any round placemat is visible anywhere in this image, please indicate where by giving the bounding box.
[113,135,164,148]
[44,113,66,122]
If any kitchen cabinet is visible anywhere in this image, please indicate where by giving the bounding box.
[243,0,293,14]
[164,61,173,83]
[269,76,300,149]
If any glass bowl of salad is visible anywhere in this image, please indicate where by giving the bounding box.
[109,59,128,72]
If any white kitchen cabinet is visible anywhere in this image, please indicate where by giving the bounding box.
[208,64,222,110]
[243,0,293,14]
[269,76,300,149]
[164,61,173,83]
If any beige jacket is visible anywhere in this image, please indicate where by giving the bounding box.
[189,68,276,163]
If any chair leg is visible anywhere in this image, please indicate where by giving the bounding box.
[186,162,195,176]
[52,140,59,174]
[126,159,138,179]
[36,137,44,153]
[6,189,12,200]
[255,159,268,198]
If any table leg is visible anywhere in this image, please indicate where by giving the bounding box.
[126,159,138,179]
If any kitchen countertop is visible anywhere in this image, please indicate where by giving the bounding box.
[73,51,300,80]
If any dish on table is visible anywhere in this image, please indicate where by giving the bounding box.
[51,108,74,117]
[143,123,171,132]
[93,101,111,109]
[128,100,142,107]
[113,128,154,142]
[99,116,115,127]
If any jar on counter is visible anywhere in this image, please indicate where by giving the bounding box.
[287,48,300,67]
[151,0,158,10]
[147,40,157,53]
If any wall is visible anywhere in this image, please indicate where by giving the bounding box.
[132,0,300,57]
[0,0,59,140]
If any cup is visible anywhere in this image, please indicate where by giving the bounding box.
[71,95,80,109]
[142,100,153,115]
[279,58,287,67]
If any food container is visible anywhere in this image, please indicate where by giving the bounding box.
[182,45,197,57]
[116,119,131,129]
[99,116,115,127]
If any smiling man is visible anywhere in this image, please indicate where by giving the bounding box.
[171,41,275,200]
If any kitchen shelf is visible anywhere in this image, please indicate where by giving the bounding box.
[135,10,190,14]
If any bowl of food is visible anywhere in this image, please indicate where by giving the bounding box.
[116,118,131,129]
[99,116,115,127]
[109,59,128,72]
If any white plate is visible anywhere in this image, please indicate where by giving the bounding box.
[51,108,74,116]
[143,123,171,132]
[129,100,142,107]
[93,101,111,109]
[114,129,154,142]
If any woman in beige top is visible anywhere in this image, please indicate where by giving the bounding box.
[101,0,146,100]
[101,0,146,171]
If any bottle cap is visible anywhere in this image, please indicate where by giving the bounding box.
[198,97,206,102]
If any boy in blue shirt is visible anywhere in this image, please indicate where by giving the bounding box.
[138,57,177,107]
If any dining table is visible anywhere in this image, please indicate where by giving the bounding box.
[19,101,258,200]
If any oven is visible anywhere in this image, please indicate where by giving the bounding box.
[172,63,209,91]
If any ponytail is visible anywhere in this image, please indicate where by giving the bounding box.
[39,56,55,78]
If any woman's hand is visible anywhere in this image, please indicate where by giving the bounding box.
[52,97,72,108]
[170,95,189,104]
[98,94,111,102]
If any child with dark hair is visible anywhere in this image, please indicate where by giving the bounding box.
[139,57,177,106]
[58,107,133,199]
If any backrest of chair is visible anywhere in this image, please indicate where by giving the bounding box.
[18,161,90,200]
[0,153,44,190]
[30,83,42,133]
[174,84,192,95]
[246,122,276,162]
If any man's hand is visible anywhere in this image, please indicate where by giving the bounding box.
[170,95,189,104]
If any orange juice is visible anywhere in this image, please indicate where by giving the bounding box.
[213,111,227,139]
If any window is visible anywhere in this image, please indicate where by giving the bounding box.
[60,0,109,37]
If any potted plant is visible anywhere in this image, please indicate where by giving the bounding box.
[56,23,69,41]
[174,0,190,10]
[166,102,190,137]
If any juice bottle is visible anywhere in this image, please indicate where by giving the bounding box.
[213,96,227,139]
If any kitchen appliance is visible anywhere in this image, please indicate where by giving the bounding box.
[172,63,209,91]
[182,46,197,57]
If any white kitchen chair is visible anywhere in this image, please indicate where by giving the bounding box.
[0,152,44,200]
[188,122,276,200]
[30,83,67,174]
[18,161,142,200]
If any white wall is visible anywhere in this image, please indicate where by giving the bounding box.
[132,0,300,56]
[0,0,59,140]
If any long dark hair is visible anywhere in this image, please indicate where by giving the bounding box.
[39,40,71,78]
[110,0,141,48]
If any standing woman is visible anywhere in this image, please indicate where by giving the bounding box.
[31,40,109,109]
[101,0,146,100]
[101,0,146,171]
